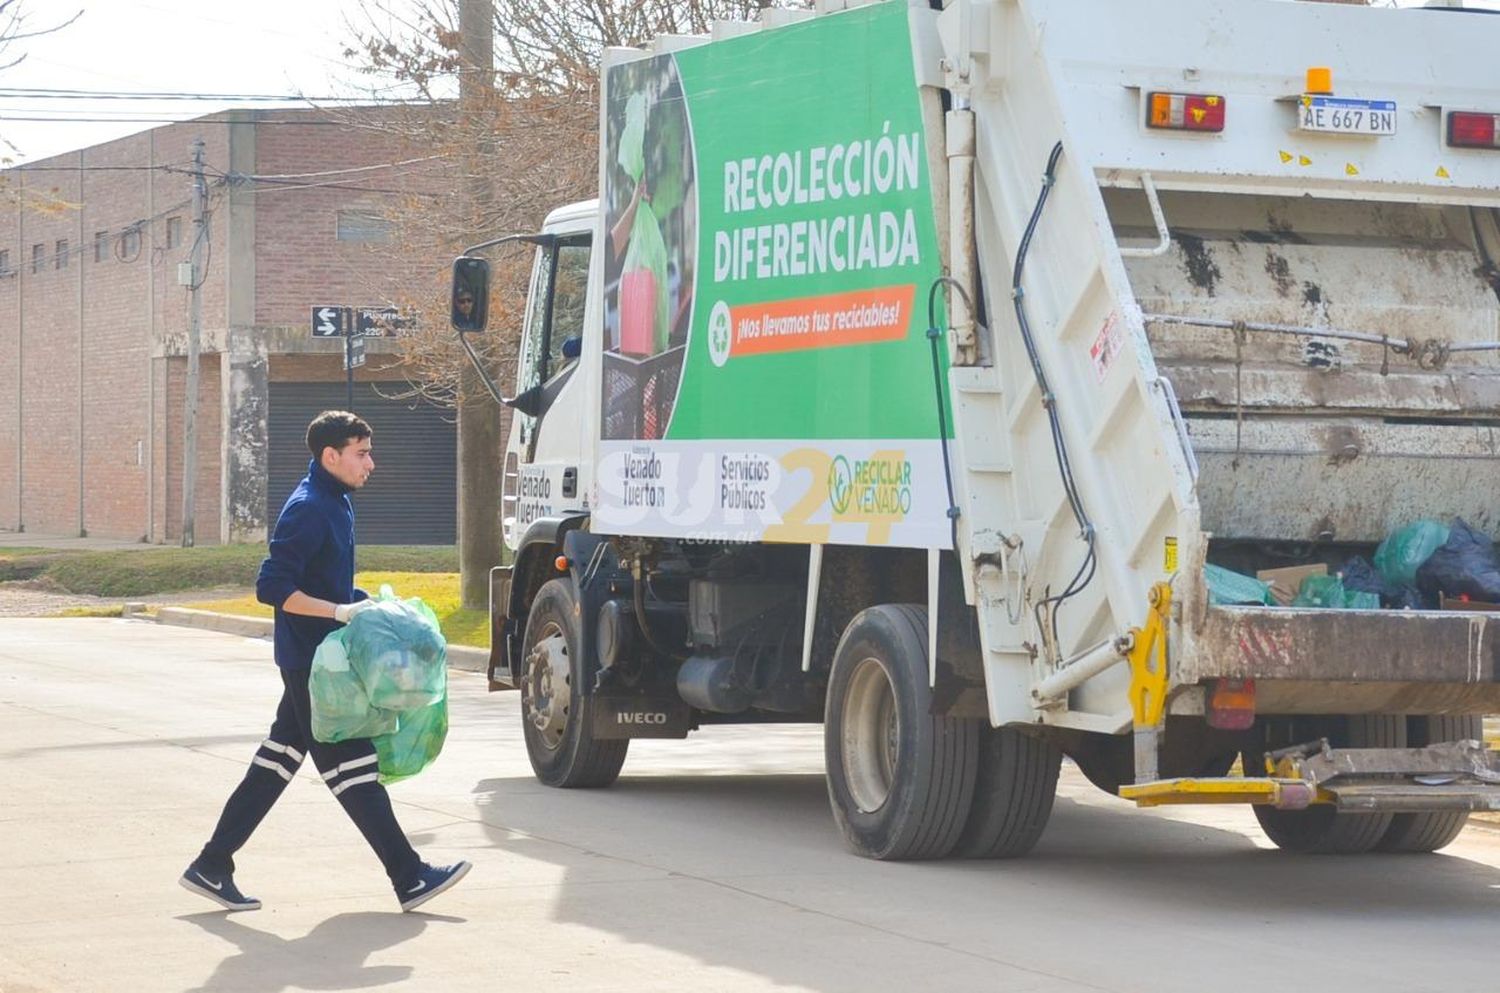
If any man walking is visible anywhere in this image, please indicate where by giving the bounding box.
[181,410,469,913]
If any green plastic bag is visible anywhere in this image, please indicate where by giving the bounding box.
[622,201,671,353]
[310,632,399,743]
[617,92,648,183]
[1204,564,1275,606]
[374,698,449,785]
[1374,520,1449,589]
[1292,574,1381,610]
[345,586,448,711]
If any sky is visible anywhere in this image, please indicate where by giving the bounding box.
[0,0,396,164]
[1,0,1498,166]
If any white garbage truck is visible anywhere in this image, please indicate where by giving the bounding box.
[450,0,1500,858]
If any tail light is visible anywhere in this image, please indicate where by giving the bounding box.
[1146,92,1226,133]
[1448,112,1500,149]
[1208,678,1256,731]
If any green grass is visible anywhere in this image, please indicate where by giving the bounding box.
[50,605,126,618]
[1,544,458,598]
[190,570,489,649]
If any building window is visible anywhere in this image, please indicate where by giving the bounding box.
[94,230,109,263]
[336,210,392,244]
[118,226,142,262]
[0,250,10,276]
[55,239,68,269]
[31,244,43,273]
[166,216,182,249]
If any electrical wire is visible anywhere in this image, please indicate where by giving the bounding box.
[925,276,970,555]
[1009,141,1098,657]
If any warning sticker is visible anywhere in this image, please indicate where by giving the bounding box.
[1090,313,1125,383]
[1164,536,1179,573]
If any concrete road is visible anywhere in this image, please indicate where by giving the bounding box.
[3,619,1498,993]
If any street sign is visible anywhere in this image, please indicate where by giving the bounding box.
[344,334,367,370]
[356,306,417,336]
[312,306,345,337]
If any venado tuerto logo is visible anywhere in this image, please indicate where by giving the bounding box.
[708,301,732,368]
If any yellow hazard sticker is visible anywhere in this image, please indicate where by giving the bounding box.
[1345,162,1359,176]
[1298,155,1313,167]
[1279,150,1294,164]
[1164,537,1179,573]
[1436,165,1451,179]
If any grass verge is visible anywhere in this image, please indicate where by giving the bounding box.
[189,570,488,649]
[1,544,458,597]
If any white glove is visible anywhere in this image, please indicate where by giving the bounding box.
[333,600,376,624]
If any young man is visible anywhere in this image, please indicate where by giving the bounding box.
[181,410,469,913]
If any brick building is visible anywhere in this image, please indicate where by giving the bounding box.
[0,108,460,545]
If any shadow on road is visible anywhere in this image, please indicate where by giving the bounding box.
[177,911,436,993]
[464,769,1500,991]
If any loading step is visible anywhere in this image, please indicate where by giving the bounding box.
[1119,739,1500,812]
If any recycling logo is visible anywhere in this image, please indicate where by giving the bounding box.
[708,301,732,368]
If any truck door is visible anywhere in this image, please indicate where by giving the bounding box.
[506,234,591,546]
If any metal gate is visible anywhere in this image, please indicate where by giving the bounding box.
[267,382,456,545]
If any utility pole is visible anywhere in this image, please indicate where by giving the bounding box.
[457,0,501,610]
[181,138,206,547]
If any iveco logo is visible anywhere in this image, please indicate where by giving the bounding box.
[617,712,668,725]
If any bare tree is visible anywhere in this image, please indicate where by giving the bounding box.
[0,0,85,209]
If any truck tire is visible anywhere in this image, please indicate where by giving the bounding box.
[1376,714,1482,853]
[951,726,1061,859]
[1250,715,1403,855]
[521,578,629,788]
[824,605,978,860]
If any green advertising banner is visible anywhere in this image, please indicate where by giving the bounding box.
[596,2,953,549]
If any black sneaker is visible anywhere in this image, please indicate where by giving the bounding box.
[179,864,262,912]
[397,861,471,912]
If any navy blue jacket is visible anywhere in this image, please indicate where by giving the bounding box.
[256,460,365,670]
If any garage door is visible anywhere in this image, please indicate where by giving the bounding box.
[267,382,456,545]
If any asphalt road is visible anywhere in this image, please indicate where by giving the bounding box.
[3,618,1498,993]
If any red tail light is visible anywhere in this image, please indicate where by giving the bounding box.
[1207,678,1256,731]
[1147,92,1226,133]
[1448,112,1500,149]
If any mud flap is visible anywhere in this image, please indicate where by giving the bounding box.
[590,691,695,739]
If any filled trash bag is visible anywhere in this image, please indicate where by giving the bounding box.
[1341,555,1423,610]
[374,699,449,785]
[343,587,448,711]
[1205,564,1275,606]
[1416,518,1500,604]
[310,634,399,743]
[310,585,450,783]
[1292,574,1379,610]
[1374,520,1450,589]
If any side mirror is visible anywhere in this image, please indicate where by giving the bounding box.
[450,256,491,332]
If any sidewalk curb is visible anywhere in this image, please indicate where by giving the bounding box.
[150,606,490,674]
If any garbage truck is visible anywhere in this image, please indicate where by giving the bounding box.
[449,0,1500,859]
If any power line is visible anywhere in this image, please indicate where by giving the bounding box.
[0,87,419,103]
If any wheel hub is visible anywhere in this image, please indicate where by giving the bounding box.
[842,656,899,813]
[523,628,572,749]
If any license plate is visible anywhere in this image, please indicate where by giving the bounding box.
[1298,96,1397,136]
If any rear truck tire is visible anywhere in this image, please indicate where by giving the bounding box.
[1250,715,1403,855]
[1376,715,1483,854]
[951,726,1062,859]
[520,578,629,788]
[824,605,978,860]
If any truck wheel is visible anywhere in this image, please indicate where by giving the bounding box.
[521,578,628,788]
[1376,715,1482,853]
[951,726,1061,859]
[1250,715,1402,855]
[824,605,978,860]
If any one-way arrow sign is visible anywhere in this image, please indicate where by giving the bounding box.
[312,306,346,337]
